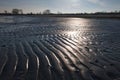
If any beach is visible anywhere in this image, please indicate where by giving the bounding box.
[0,15,120,80]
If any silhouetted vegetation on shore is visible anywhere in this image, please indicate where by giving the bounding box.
[0,9,120,18]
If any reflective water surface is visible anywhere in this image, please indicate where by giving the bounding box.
[0,16,120,80]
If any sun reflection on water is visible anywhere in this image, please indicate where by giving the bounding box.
[67,31,77,35]
[63,18,92,40]
[62,18,93,66]
[66,18,92,26]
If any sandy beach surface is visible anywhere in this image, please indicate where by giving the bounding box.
[0,15,120,80]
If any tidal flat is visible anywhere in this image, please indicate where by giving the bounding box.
[0,15,120,80]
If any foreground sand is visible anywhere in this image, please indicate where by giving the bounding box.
[0,16,120,80]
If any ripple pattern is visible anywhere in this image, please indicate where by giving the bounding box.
[0,16,120,80]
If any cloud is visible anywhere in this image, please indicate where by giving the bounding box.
[87,0,100,3]
[86,0,105,6]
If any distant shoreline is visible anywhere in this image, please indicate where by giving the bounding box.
[0,14,120,19]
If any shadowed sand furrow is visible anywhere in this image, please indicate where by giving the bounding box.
[90,59,120,78]
[0,44,18,80]
[39,40,83,80]
[47,38,97,80]
[42,41,91,80]
[46,38,78,66]
[48,38,115,80]
[97,55,120,72]
[28,41,52,80]
[0,46,8,76]
[33,40,65,80]
[54,37,89,59]
[58,37,110,65]
[60,37,91,59]
[59,37,90,58]
[49,38,85,66]
[63,37,101,61]
[104,54,120,63]
[59,37,119,80]
[59,38,120,79]
[54,37,92,66]
[22,41,39,80]
[89,55,120,78]
[55,37,94,66]
[13,42,29,80]
[45,39,79,71]
[45,39,86,80]
[61,41,114,80]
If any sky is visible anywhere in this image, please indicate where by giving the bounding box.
[0,0,120,13]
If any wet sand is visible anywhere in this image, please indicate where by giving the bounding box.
[0,16,120,80]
